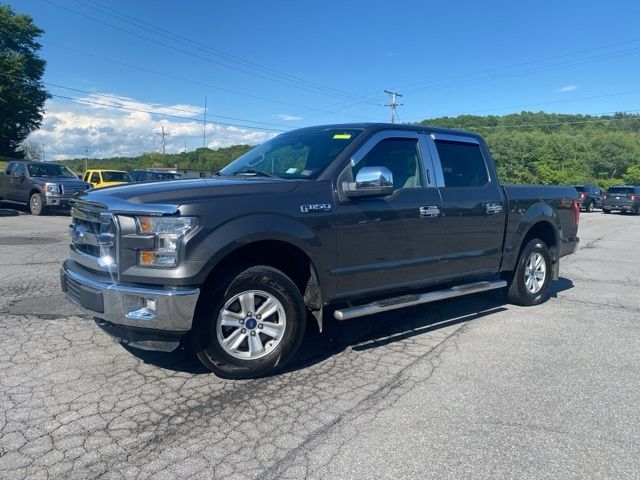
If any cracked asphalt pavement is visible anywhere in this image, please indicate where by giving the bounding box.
[1,210,639,479]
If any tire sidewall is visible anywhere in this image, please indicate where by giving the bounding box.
[30,193,45,215]
[511,239,552,306]
[587,201,594,212]
[195,266,306,378]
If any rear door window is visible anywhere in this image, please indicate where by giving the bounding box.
[607,187,634,195]
[435,140,489,187]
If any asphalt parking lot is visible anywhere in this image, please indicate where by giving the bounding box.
[0,210,639,479]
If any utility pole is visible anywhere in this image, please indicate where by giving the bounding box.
[156,126,170,157]
[41,143,45,161]
[82,145,89,173]
[201,96,207,163]
[383,89,404,123]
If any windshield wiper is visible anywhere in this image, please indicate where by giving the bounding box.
[232,169,280,178]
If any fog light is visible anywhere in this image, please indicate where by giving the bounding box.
[125,296,157,320]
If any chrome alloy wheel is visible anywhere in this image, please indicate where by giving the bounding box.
[30,194,42,215]
[216,290,286,360]
[524,251,546,294]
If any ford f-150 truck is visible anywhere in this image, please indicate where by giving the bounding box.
[0,161,91,215]
[60,124,580,379]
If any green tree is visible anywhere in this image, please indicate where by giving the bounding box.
[0,5,49,157]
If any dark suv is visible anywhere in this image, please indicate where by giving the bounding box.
[130,170,183,182]
[574,184,603,212]
[602,185,640,214]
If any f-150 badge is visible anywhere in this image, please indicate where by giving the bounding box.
[300,204,332,213]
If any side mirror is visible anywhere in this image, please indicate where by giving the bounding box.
[345,166,394,199]
[12,172,24,179]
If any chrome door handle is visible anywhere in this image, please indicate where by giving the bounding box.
[485,203,503,215]
[419,206,440,217]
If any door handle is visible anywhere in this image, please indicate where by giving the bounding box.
[485,203,503,215]
[419,206,440,217]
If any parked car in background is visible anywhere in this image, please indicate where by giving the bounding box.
[602,185,640,214]
[83,169,131,189]
[574,184,604,212]
[130,169,183,182]
[61,123,580,379]
[0,161,90,215]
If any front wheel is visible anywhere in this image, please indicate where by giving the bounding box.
[193,266,306,379]
[29,193,46,215]
[505,238,552,306]
[602,208,611,214]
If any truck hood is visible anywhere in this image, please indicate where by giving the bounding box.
[33,177,89,187]
[72,177,300,215]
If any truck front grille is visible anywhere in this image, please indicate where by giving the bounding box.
[69,203,118,274]
[61,185,86,195]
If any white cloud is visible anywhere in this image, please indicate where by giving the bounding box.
[29,95,277,160]
[276,114,303,121]
[557,85,577,92]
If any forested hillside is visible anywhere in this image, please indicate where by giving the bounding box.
[420,112,640,187]
[60,145,253,174]
[55,112,640,187]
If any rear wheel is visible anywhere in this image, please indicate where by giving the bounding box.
[193,266,306,379]
[29,193,45,216]
[586,201,595,213]
[506,238,551,306]
[602,208,611,214]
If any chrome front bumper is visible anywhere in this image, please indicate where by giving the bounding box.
[60,260,200,348]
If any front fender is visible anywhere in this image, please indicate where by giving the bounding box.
[193,213,322,282]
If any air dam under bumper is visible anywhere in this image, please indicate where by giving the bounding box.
[60,260,200,351]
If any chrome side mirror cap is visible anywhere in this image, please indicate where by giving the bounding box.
[345,166,394,199]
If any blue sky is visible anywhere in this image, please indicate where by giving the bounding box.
[10,0,640,158]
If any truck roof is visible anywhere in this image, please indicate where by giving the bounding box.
[289,122,476,137]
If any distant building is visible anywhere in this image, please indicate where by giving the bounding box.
[177,168,217,179]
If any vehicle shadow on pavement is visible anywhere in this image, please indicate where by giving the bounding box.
[123,277,574,376]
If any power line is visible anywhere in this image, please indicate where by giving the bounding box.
[0,71,293,129]
[39,0,371,103]
[75,0,367,102]
[405,88,640,122]
[49,93,287,132]
[42,41,371,121]
[391,37,640,91]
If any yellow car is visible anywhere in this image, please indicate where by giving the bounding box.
[83,169,132,189]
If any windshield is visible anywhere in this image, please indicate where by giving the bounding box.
[102,171,131,182]
[219,129,363,179]
[574,186,585,192]
[607,187,634,194]
[28,164,78,178]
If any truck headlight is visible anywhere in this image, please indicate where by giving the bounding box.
[43,183,59,194]
[136,216,197,267]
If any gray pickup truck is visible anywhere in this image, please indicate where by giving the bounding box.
[60,123,580,379]
[0,161,91,215]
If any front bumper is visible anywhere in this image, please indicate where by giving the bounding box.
[60,260,200,351]
[45,195,72,207]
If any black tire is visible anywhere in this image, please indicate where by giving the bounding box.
[505,238,552,306]
[193,266,306,379]
[29,192,46,215]
[602,208,611,214]
[587,201,595,213]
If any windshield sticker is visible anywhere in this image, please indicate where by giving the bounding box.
[301,170,313,176]
[286,168,298,174]
[333,133,352,140]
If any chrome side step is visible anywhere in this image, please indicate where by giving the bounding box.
[333,280,507,321]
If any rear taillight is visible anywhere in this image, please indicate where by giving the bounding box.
[572,199,580,226]
[631,194,638,201]
[580,192,587,197]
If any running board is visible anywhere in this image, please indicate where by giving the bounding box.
[333,280,507,321]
